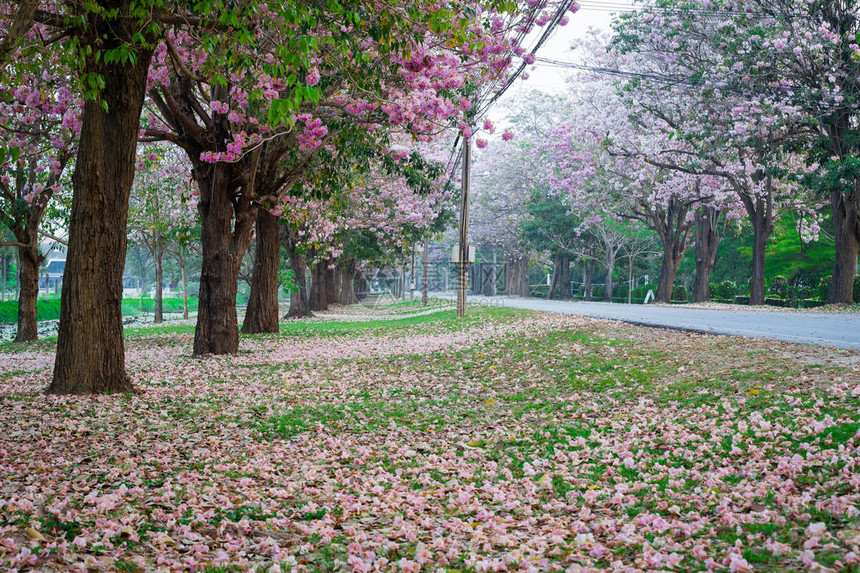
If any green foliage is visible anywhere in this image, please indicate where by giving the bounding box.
[631,283,656,301]
[768,275,788,298]
[765,213,834,288]
[530,284,549,299]
[120,297,198,316]
[278,267,299,295]
[672,285,688,303]
[818,276,830,301]
[713,280,736,300]
[0,299,62,324]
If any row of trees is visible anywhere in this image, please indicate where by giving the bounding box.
[471,0,859,305]
[1,0,580,393]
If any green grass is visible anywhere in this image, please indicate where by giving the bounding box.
[0,297,198,324]
[261,306,525,339]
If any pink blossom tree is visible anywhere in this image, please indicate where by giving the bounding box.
[128,143,197,323]
[0,48,78,341]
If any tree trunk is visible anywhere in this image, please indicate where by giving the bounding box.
[627,256,633,305]
[746,195,772,306]
[242,209,280,334]
[310,261,328,311]
[828,186,860,304]
[338,259,358,305]
[355,270,365,301]
[285,234,312,318]
[549,254,562,299]
[604,250,615,303]
[655,244,683,304]
[49,26,152,394]
[153,236,164,324]
[652,198,693,304]
[193,165,244,355]
[559,255,571,299]
[692,206,721,303]
[180,254,189,320]
[583,259,593,301]
[15,242,40,342]
[733,176,773,306]
[327,264,338,307]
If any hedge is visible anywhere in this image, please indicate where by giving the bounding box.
[1,297,198,324]
[0,299,63,324]
[121,297,199,315]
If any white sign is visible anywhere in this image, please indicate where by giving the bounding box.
[451,245,476,263]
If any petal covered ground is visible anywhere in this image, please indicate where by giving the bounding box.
[0,304,859,572]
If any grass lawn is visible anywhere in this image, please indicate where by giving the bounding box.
[0,305,858,571]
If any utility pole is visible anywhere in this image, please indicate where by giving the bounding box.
[457,135,471,318]
[422,236,429,306]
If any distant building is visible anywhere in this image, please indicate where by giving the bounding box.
[39,258,65,295]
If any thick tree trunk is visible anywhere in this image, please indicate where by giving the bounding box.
[355,271,365,301]
[15,242,39,342]
[733,177,773,306]
[193,166,244,355]
[327,264,338,307]
[338,260,358,305]
[828,187,860,304]
[692,206,721,303]
[549,254,570,299]
[153,237,164,324]
[242,209,280,334]
[604,250,615,303]
[506,254,524,296]
[285,236,312,318]
[310,261,328,311]
[559,255,571,299]
[745,193,772,306]
[655,244,683,304]
[652,198,692,304]
[49,30,152,394]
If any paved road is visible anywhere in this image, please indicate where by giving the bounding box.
[450,295,860,351]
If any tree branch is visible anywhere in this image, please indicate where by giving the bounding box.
[39,230,68,245]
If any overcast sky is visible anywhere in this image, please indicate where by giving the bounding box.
[494,1,634,112]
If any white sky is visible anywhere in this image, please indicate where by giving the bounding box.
[493,0,635,114]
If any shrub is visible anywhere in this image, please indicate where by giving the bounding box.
[817,276,830,301]
[530,284,549,299]
[768,275,788,298]
[714,280,736,300]
[855,275,860,302]
[785,285,798,307]
[672,285,688,303]
[734,296,750,305]
[631,283,656,301]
